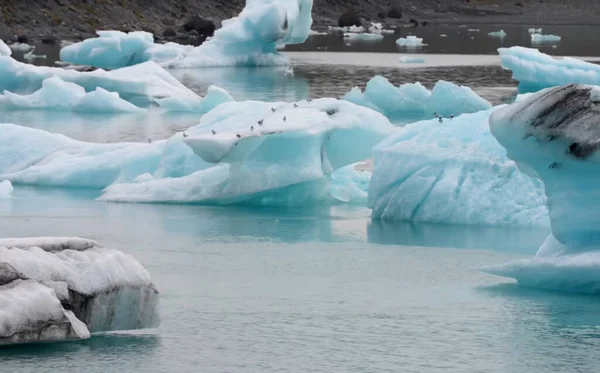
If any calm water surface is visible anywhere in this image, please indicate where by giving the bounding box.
[3,25,600,373]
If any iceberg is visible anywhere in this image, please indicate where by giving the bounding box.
[0,237,159,345]
[60,0,314,69]
[0,39,11,57]
[343,33,384,42]
[0,55,227,112]
[487,30,506,38]
[0,76,144,113]
[531,33,561,43]
[8,42,33,52]
[328,25,365,33]
[0,98,393,205]
[343,76,491,123]
[101,98,394,205]
[368,23,395,35]
[484,84,600,293]
[498,47,600,93]
[396,35,423,47]
[0,180,13,199]
[528,28,542,34]
[368,107,548,226]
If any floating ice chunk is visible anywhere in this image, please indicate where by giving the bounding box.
[0,39,11,57]
[330,163,370,204]
[343,76,491,123]
[343,32,384,42]
[487,30,506,38]
[8,42,34,52]
[0,237,159,335]
[467,28,480,32]
[483,84,600,293]
[368,107,548,225]
[329,25,365,33]
[0,180,13,199]
[0,76,144,113]
[531,33,561,43]
[309,29,327,35]
[0,56,210,111]
[155,85,234,113]
[440,34,447,37]
[23,50,46,61]
[368,23,394,35]
[396,35,423,47]
[528,28,542,34]
[100,99,394,205]
[62,0,314,68]
[399,56,425,63]
[498,47,600,92]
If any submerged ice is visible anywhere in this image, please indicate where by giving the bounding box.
[484,85,600,293]
[0,237,159,345]
[343,76,491,123]
[60,0,314,69]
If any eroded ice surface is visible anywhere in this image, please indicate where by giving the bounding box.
[0,39,11,57]
[61,0,314,68]
[0,237,159,345]
[498,47,600,92]
[368,108,548,226]
[343,76,491,123]
[484,85,600,293]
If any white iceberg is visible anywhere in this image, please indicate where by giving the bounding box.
[487,30,506,38]
[0,237,159,345]
[23,50,46,61]
[0,76,144,113]
[343,76,491,123]
[368,107,548,226]
[8,42,34,52]
[396,35,423,47]
[528,28,542,34]
[60,0,314,69]
[343,32,384,42]
[0,55,227,112]
[0,180,13,199]
[531,33,561,43]
[498,47,600,92]
[484,84,600,293]
[368,23,395,35]
[0,39,11,57]
[328,25,365,33]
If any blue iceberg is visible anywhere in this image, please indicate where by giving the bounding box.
[499,47,600,93]
[368,108,548,226]
[343,76,491,123]
[60,0,314,69]
[484,84,600,293]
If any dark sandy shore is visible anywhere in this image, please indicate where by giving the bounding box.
[1,0,598,44]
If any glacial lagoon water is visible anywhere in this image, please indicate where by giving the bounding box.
[4,25,600,373]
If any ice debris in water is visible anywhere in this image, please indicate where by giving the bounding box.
[343,33,384,42]
[399,56,425,64]
[0,76,144,113]
[528,28,542,34]
[368,23,395,35]
[396,35,423,47]
[0,98,393,206]
[8,42,34,52]
[343,76,491,123]
[0,39,11,56]
[498,47,600,93]
[23,50,46,61]
[530,33,561,43]
[368,107,548,225]
[487,30,506,38]
[328,25,365,33]
[483,85,600,293]
[0,237,159,345]
[0,55,229,112]
[60,0,314,69]
[0,180,13,199]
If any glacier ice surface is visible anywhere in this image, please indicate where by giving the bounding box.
[498,46,600,93]
[399,56,425,64]
[483,85,600,293]
[368,107,548,226]
[0,237,159,345]
[396,36,423,47]
[343,76,491,123]
[61,0,314,69]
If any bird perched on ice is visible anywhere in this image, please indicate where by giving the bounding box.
[182,132,188,138]
[283,116,287,121]
[438,117,443,123]
[258,119,263,125]
[250,126,254,131]
[236,134,241,138]
[434,113,439,118]
[148,138,152,143]
[211,130,216,135]
[293,103,298,108]
[271,108,276,112]
[450,114,454,119]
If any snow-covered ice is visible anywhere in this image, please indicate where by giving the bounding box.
[483,85,600,293]
[343,33,384,42]
[396,36,423,47]
[530,33,561,43]
[61,0,314,69]
[368,107,548,226]
[0,180,13,199]
[498,47,600,92]
[487,30,506,38]
[0,237,159,345]
[343,76,491,123]
[0,39,12,56]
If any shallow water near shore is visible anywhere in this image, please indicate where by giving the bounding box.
[3,24,600,373]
